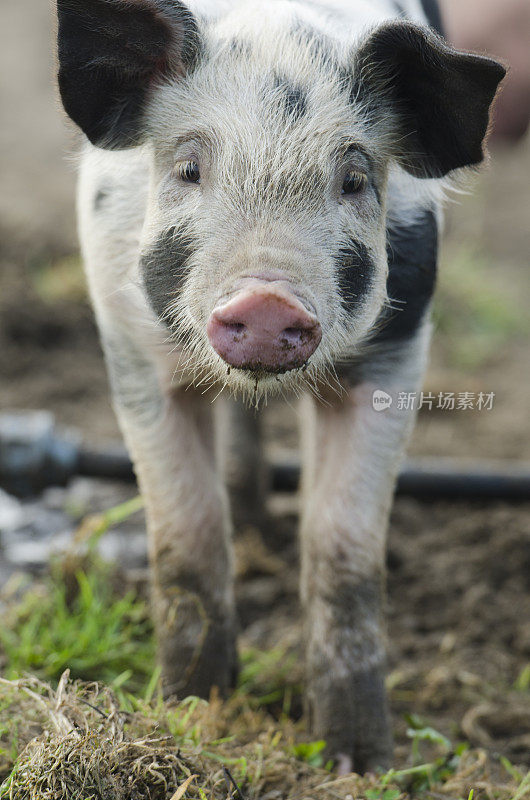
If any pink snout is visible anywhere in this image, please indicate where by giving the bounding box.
[207,285,322,372]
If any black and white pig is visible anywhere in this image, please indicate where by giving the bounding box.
[55,0,505,773]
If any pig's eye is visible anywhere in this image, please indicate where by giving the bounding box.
[342,171,367,195]
[175,160,201,184]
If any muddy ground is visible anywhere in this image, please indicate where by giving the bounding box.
[1,0,529,781]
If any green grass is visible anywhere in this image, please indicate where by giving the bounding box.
[0,559,155,694]
[0,496,150,694]
[236,646,302,714]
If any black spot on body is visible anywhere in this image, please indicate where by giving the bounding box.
[273,76,308,121]
[140,228,193,324]
[336,241,375,313]
[94,188,109,211]
[324,573,383,629]
[369,208,438,344]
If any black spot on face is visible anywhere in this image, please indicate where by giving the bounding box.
[140,228,194,325]
[228,37,252,57]
[273,76,308,121]
[368,208,438,344]
[294,24,334,63]
[292,21,350,85]
[336,240,375,313]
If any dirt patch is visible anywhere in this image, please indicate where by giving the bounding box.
[0,244,116,442]
[232,495,530,768]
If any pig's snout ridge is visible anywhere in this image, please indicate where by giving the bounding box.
[207,285,322,372]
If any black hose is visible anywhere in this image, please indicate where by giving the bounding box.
[77,446,135,483]
[1,411,528,501]
[77,448,530,502]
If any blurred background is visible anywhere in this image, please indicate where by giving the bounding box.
[0,0,529,783]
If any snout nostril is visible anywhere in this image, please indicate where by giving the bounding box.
[282,326,303,342]
[222,322,246,335]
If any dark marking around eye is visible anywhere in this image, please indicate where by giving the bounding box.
[140,227,194,325]
[336,240,375,313]
[273,76,308,121]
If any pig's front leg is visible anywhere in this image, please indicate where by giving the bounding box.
[218,398,268,532]
[299,371,419,773]
[103,329,237,698]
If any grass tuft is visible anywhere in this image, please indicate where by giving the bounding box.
[0,558,155,694]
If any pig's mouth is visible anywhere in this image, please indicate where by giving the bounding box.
[206,282,323,376]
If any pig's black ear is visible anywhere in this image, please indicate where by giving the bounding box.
[57,0,200,149]
[355,22,506,178]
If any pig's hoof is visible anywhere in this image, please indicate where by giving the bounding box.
[159,622,238,700]
[332,747,391,777]
[353,748,392,776]
[307,666,393,775]
[336,753,354,776]
[333,751,392,777]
